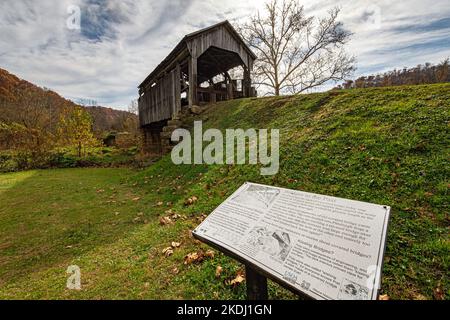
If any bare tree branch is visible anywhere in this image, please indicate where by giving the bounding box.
[238,0,356,96]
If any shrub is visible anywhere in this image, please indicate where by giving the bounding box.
[0,154,19,173]
[47,152,78,168]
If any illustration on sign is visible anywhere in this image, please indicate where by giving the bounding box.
[232,185,281,210]
[247,227,292,262]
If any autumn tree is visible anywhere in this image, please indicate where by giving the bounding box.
[58,106,99,157]
[239,0,355,95]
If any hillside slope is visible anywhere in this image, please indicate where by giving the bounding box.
[0,84,448,300]
[134,83,449,299]
[0,68,136,133]
[85,106,138,134]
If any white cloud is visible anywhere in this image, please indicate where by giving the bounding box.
[0,0,449,110]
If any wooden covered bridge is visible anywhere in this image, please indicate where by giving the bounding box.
[138,20,257,154]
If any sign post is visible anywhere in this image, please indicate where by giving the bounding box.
[193,182,391,300]
[245,266,268,300]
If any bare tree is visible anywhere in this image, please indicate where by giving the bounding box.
[128,99,139,115]
[238,0,355,95]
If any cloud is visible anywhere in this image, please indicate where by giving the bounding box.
[0,0,449,109]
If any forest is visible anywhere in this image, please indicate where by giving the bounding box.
[0,68,139,172]
[335,59,450,90]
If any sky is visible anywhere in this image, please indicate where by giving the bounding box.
[0,0,449,110]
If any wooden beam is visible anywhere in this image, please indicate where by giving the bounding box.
[188,56,198,107]
[244,66,251,98]
[175,63,181,114]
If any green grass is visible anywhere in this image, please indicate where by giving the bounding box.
[0,83,449,300]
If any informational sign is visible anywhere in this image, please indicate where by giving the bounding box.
[193,183,391,300]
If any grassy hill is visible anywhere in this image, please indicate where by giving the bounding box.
[0,83,448,300]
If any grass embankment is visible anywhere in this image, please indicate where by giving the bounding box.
[0,84,448,299]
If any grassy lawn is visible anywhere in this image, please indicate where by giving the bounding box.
[0,168,292,299]
[0,84,448,300]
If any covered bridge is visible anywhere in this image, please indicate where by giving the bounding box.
[138,20,257,153]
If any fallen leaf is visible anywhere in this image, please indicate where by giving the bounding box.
[185,196,199,206]
[162,247,174,257]
[133,217,141,223]
[132,197,141,202]
[205,250,215,259]
[229,272,245,286]
[184,251,205,265]
[412,293,428,300]
[159,216,173,226]
[379,294,390,300]
[172,214,183,220]
[434,283,444,300]
[137,212,144,217]
[172,267,179,275]
[215,266,223,278]
[171,242,181,248]
[157,201,164,206]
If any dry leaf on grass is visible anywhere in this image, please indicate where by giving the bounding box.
[215,266,223,278]
[132,197,141,202]
[434,284,445,300]
[196,214,208,223]
[412,293,428,300]
[185,196,199,206]
[379,294,390,300]
[228,272,245,286]
[159,216,173,226]
[184,250,216,265]
[205,250,215,259]
[171,242,181,248]
[162,247,174,257]
[184,252,203,265]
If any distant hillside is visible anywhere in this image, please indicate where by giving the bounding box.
[0,68,76,129]
[85,106,137,134]
[0,68,136,134]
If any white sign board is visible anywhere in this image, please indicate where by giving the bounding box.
[193,183,391,300]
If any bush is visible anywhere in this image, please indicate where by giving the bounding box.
[0,146,138,172]
[0,154,19,173]
[47,152,78,168]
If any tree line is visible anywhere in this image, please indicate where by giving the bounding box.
[335,59,450,90]
[0,68,139,172]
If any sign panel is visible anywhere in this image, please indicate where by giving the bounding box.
[193,183,391,300]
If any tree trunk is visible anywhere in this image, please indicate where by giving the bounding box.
[274,86,280,96]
